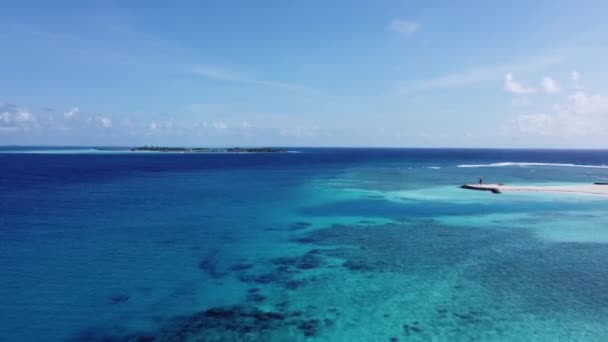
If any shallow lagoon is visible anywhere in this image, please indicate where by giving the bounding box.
[2,148,608,341]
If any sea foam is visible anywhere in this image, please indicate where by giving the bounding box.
[457,162,608,169]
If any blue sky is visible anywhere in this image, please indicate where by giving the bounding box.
[1,0,608,147]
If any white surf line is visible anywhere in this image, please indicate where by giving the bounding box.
[457,162,608,169]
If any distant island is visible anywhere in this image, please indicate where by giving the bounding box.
[127,146,287,153]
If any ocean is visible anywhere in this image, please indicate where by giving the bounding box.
[2,147,608,341]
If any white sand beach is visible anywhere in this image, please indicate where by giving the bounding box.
[462,183,608,196]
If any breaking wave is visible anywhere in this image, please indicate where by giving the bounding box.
[457,162,608,169]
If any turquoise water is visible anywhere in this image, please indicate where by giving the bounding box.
[2,148,608,341]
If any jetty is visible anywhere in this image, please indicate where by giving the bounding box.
[461,184,503,193]
[461,183,608,196]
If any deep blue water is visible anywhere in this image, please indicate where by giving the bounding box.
[2,148,608,341]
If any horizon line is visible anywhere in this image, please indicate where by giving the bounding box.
[1,145,608,151]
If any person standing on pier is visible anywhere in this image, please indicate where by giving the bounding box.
[479,177,483,184]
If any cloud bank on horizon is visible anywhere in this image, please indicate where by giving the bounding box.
[1,1,608,148]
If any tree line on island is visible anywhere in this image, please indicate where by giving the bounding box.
[129,146,287,153]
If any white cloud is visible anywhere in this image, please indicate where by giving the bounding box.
[90,116,112,128]
[190,118,259,137]
[146,119,175,133]
[398,55,561,94]
[504,73,535,94]
[540,77,560,94]
[0,112,9,124]
[100,117,112,128]
[188,67,304,90]
[0,112,16,132]
[0,100,338,145]
[571,70,583,90]
[510,113,555,135]
[211,121,228,131]
[505,90,608,140]
[64,107,79,118]
[0,106,38,132]
[562,91,608,121]
[15,109,36,123]
[1,101,322,144]
[389,20,419,36]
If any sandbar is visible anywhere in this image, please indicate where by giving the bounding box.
[461,183,608,196]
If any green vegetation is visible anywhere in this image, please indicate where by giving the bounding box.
[130,146,287,153]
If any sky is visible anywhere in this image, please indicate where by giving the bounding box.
[1,0,608,148]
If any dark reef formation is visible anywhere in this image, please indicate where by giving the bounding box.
[228,262,254,272]
[72,213,608,341]
[245,288,266,303]
[73,305,330,341]
[107,294,130,305]
[293,221,492,273]
[270,249,323,270]
[229,248,325,291]
[197,250,227,279]
[289,221,312,231]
